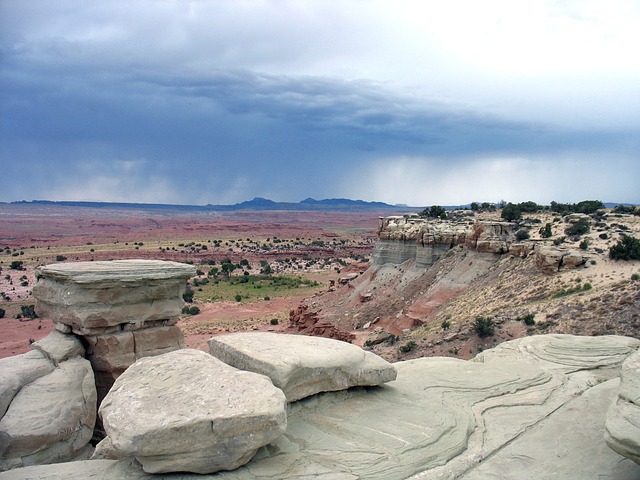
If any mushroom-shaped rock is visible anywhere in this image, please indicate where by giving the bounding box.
[208,332,397,402]
[605,349,640,464]
[95,349,287,474]
[33,259,196,334]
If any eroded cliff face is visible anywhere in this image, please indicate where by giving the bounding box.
[372,215,517,268]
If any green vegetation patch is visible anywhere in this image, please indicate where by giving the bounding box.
[192,274,323,303]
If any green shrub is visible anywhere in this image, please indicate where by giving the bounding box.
[579,240,589,250]
[565,219,590,236]
[270,318,279,325]
[182,286,194,303]
[609,236,640,260]
[631,273,640,281]
[441,320,451,330]
[473,316,495,337]
[20,305,38,319]
[539,223,553,238]
[181,305,200,315]
[521,313,535,326]
[583,283,592,291]
[55,255,67,261]
[234,294,242,302]
[10,261,24,270]
[515,229,530,241]
[0,308,4,319]
[501,203,522,222]
[399,341,417,353]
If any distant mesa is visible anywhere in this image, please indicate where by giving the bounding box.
[5,198,417,212]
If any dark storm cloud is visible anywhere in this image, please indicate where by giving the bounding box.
[1,1,639,204]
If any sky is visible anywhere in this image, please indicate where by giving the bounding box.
[1,0,639,206]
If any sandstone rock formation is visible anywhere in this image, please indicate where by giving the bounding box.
[208,332,397,402]
[605,349,640,464]
[0,331,96,471]
[33,260,195,405]
[94,349,287,474]
[535,245,588,274]
[4,334,639,479]
[373,216,517,268]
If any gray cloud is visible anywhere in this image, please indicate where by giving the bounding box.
[1,1,639,205]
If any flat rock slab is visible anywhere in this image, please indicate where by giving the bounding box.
[33,260,195,333]
[95,349,287,474]
[0,357,96,471]
[606,349,640,463]
[4,334,640,480]
[208,332,397,402]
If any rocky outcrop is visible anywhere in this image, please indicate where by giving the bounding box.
[605,349,640,463]
[288,305,355,342]
[33,260,195,405]
[0,332,95,471]
[373,217,517,267]
[208,332,397,402]
[5,334,639,479]
[94,349,287,474]
[535,246,588,274]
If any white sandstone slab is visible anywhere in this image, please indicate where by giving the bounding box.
[208,332,397,402]
[95,349,287,474]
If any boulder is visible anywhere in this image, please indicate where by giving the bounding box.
[208,332,397,402]
[0,357,96,471]
[33,259,195,334]
[95,349,287,474]
[605,349,640,463]
[5,334,640,480]
[31,330,85,365]
[0,350,54,418]
[535,246,565,274]
[562,250,587,269]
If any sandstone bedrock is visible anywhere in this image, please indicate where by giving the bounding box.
[4,334,640,479]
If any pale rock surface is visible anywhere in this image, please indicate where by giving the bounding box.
[0,357,96,471]
[33,259,195,333]
[0,350,54,418]
[208,332,397,402]
[605,349,640,463]
[94,349,287,474]
[31,330,85,365]
[4,335,640,480]
[535,246,566,274]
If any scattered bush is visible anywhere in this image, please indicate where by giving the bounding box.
[182,286,194,303]
[264,296,271,301]
[501,203,522,222]
[631,273,640,281]
[55,255,67,261]
[520,313,535,326]
[473,316,495,337]
[270,318,279,325]
[20,305,38,319]
[539,223,553,238]
[441,320,451,330]
[421,205,447,220]
[399,341,417,353]
[515,229,530,241]
[579,240,590,250]
[564,219,590,236]
[0,308,4,319]
[234,294,242,302]
[10,260,24,270]
[609,236,640,261]
[181,306,200,315]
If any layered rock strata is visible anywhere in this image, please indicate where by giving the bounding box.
[373,216,517,267]
[605,349,640,463]
[33,260,195,403]
[208,332,397,402]
[4,334,639,479]
[94,349,287,474]
[0,331,96,471]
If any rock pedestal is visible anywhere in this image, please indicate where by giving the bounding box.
[33,260,195,404]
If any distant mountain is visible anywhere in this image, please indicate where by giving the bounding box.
[6,198,418,213]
